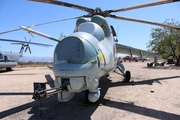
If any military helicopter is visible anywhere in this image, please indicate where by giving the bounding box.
[0,37,53,71]
[0,0,180,103]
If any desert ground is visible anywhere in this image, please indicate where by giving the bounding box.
[0,61,180,120]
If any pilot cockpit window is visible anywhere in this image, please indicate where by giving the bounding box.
[77,22,105,41]
[74,17,89,33]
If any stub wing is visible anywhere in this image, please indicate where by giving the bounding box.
[116,43,158,58]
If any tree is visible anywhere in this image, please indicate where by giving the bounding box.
[147,19,180,61]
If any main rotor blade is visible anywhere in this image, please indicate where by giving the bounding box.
[29,0,95,13]
[0,16,80,35]
[0,38,53,47]
[11,43,24,45]
[20,26,60,42]
[109,14,180,30]
[111,0,180,12]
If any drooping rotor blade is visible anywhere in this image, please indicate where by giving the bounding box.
[20,26,60,42]
[29,0,94,13]
[111,0,180,13]
[109,14,180,30]
[10,43,24,45]
[0,28,21,35]
[29,16,81,27]
[24,36,27,41]
[0,38,53,47]
[0,16,80,35]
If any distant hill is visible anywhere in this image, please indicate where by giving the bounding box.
[19,56,53,62]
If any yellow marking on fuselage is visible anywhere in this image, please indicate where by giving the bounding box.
[99,52,104,61]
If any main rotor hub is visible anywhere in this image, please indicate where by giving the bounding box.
[85,7,110,17]
[95,7,102,13]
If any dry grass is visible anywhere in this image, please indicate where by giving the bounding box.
[16,61,52,68]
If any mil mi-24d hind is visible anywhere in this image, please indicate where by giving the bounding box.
[0,38,53,71]
[0,0,180,103]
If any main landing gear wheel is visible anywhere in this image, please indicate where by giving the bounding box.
[116,63,131,82]
[6,67,12,71]
[124,71,131,82]
[85,90,89,102]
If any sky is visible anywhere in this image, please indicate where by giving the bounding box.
[0,0,180,57]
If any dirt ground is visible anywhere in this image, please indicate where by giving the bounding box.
[0,61,180,120]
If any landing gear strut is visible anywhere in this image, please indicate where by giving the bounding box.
[115,62,131,82]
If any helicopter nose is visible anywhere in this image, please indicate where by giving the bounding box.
[54,32,99,64]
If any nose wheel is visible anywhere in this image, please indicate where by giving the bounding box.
[6,67,12,71]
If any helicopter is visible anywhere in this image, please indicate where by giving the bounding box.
[0,0,180,103]
[0,37,53,71]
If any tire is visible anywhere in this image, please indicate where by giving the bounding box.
[85,90,89,101]
[125,71,131,82]
[6,67,12,71]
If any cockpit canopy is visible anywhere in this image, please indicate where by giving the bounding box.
[54,32,99,64]
[76,22,105,42]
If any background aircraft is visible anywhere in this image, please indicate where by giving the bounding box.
[0,0,180,103]
[0,38,53,71]
[122,56,139,62]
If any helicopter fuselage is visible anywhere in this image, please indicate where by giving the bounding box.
[0,52,22,62]
[52,15,117,102]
